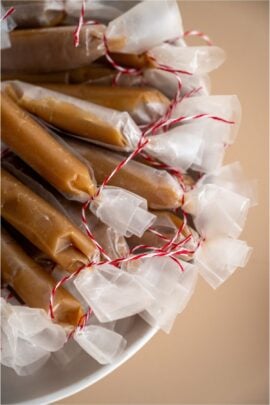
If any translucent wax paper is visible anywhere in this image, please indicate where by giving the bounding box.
[74,264,153,322]
[74,325,127,365]
[143,69,211,99]
[195,237,252,288]
[183,163,256,239]
[1,298,66,376]
[149,44,225,74]
[90,187,156,237]
[106,0,183,54]
[171,95,242,143]
[145,118,235,173]
[128,257,198,333]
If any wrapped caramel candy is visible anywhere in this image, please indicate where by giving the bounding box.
[2,0,183,74]
[4,81,141,150]
[1,25,105,73]
[2,0,65,28]
[67,139,184,210]
[1,228,84,326]
[1,91,96,201]
[1,169,98,272]
[39,84,170,125]
[1,64,115,84]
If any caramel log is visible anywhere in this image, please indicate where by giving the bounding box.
[1,25,105,73]
[1,228,83,326]
[2,0,65,28]
[1,170,97,273]
[1,64,115,84]
[67,139,183,210]
[39,84,170,123]
[7,81,140,148]
[1,91,96,201]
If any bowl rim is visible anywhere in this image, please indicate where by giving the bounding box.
[10,326,157,405]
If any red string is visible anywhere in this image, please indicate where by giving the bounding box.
[184,30,213,46]
[48,263,92,320]
[102,33,142,76]
[1,6,15,21]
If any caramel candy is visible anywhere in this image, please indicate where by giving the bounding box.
[39,83,170,124]
[5,81,141,149]
[1,228,84,326]
[1,64,115,84]
[1,91,96,201]
[1,169,97,273]
[67,139,183,210]
[1,25,105,73]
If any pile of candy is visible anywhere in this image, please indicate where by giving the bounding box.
[1,0,255,376]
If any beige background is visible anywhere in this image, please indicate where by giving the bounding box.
[56,1,269,404]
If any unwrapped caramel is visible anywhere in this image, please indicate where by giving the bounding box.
[1,25,105,73]
[67,139,183,209]
[1,90,96,201]
[4,81,141,149]
[39,84,170,124]
[1,228,84,326]
[1,169,97,272]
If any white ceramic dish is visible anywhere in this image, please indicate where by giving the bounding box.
[1,316,157,405]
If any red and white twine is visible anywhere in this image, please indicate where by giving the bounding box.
[1,6,15,22]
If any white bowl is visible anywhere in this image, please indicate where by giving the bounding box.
[1,316,157,405]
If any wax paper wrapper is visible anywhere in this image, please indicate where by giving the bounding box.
[126,257,198,333]
[1,298,66,376]
[183,163,257,239]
